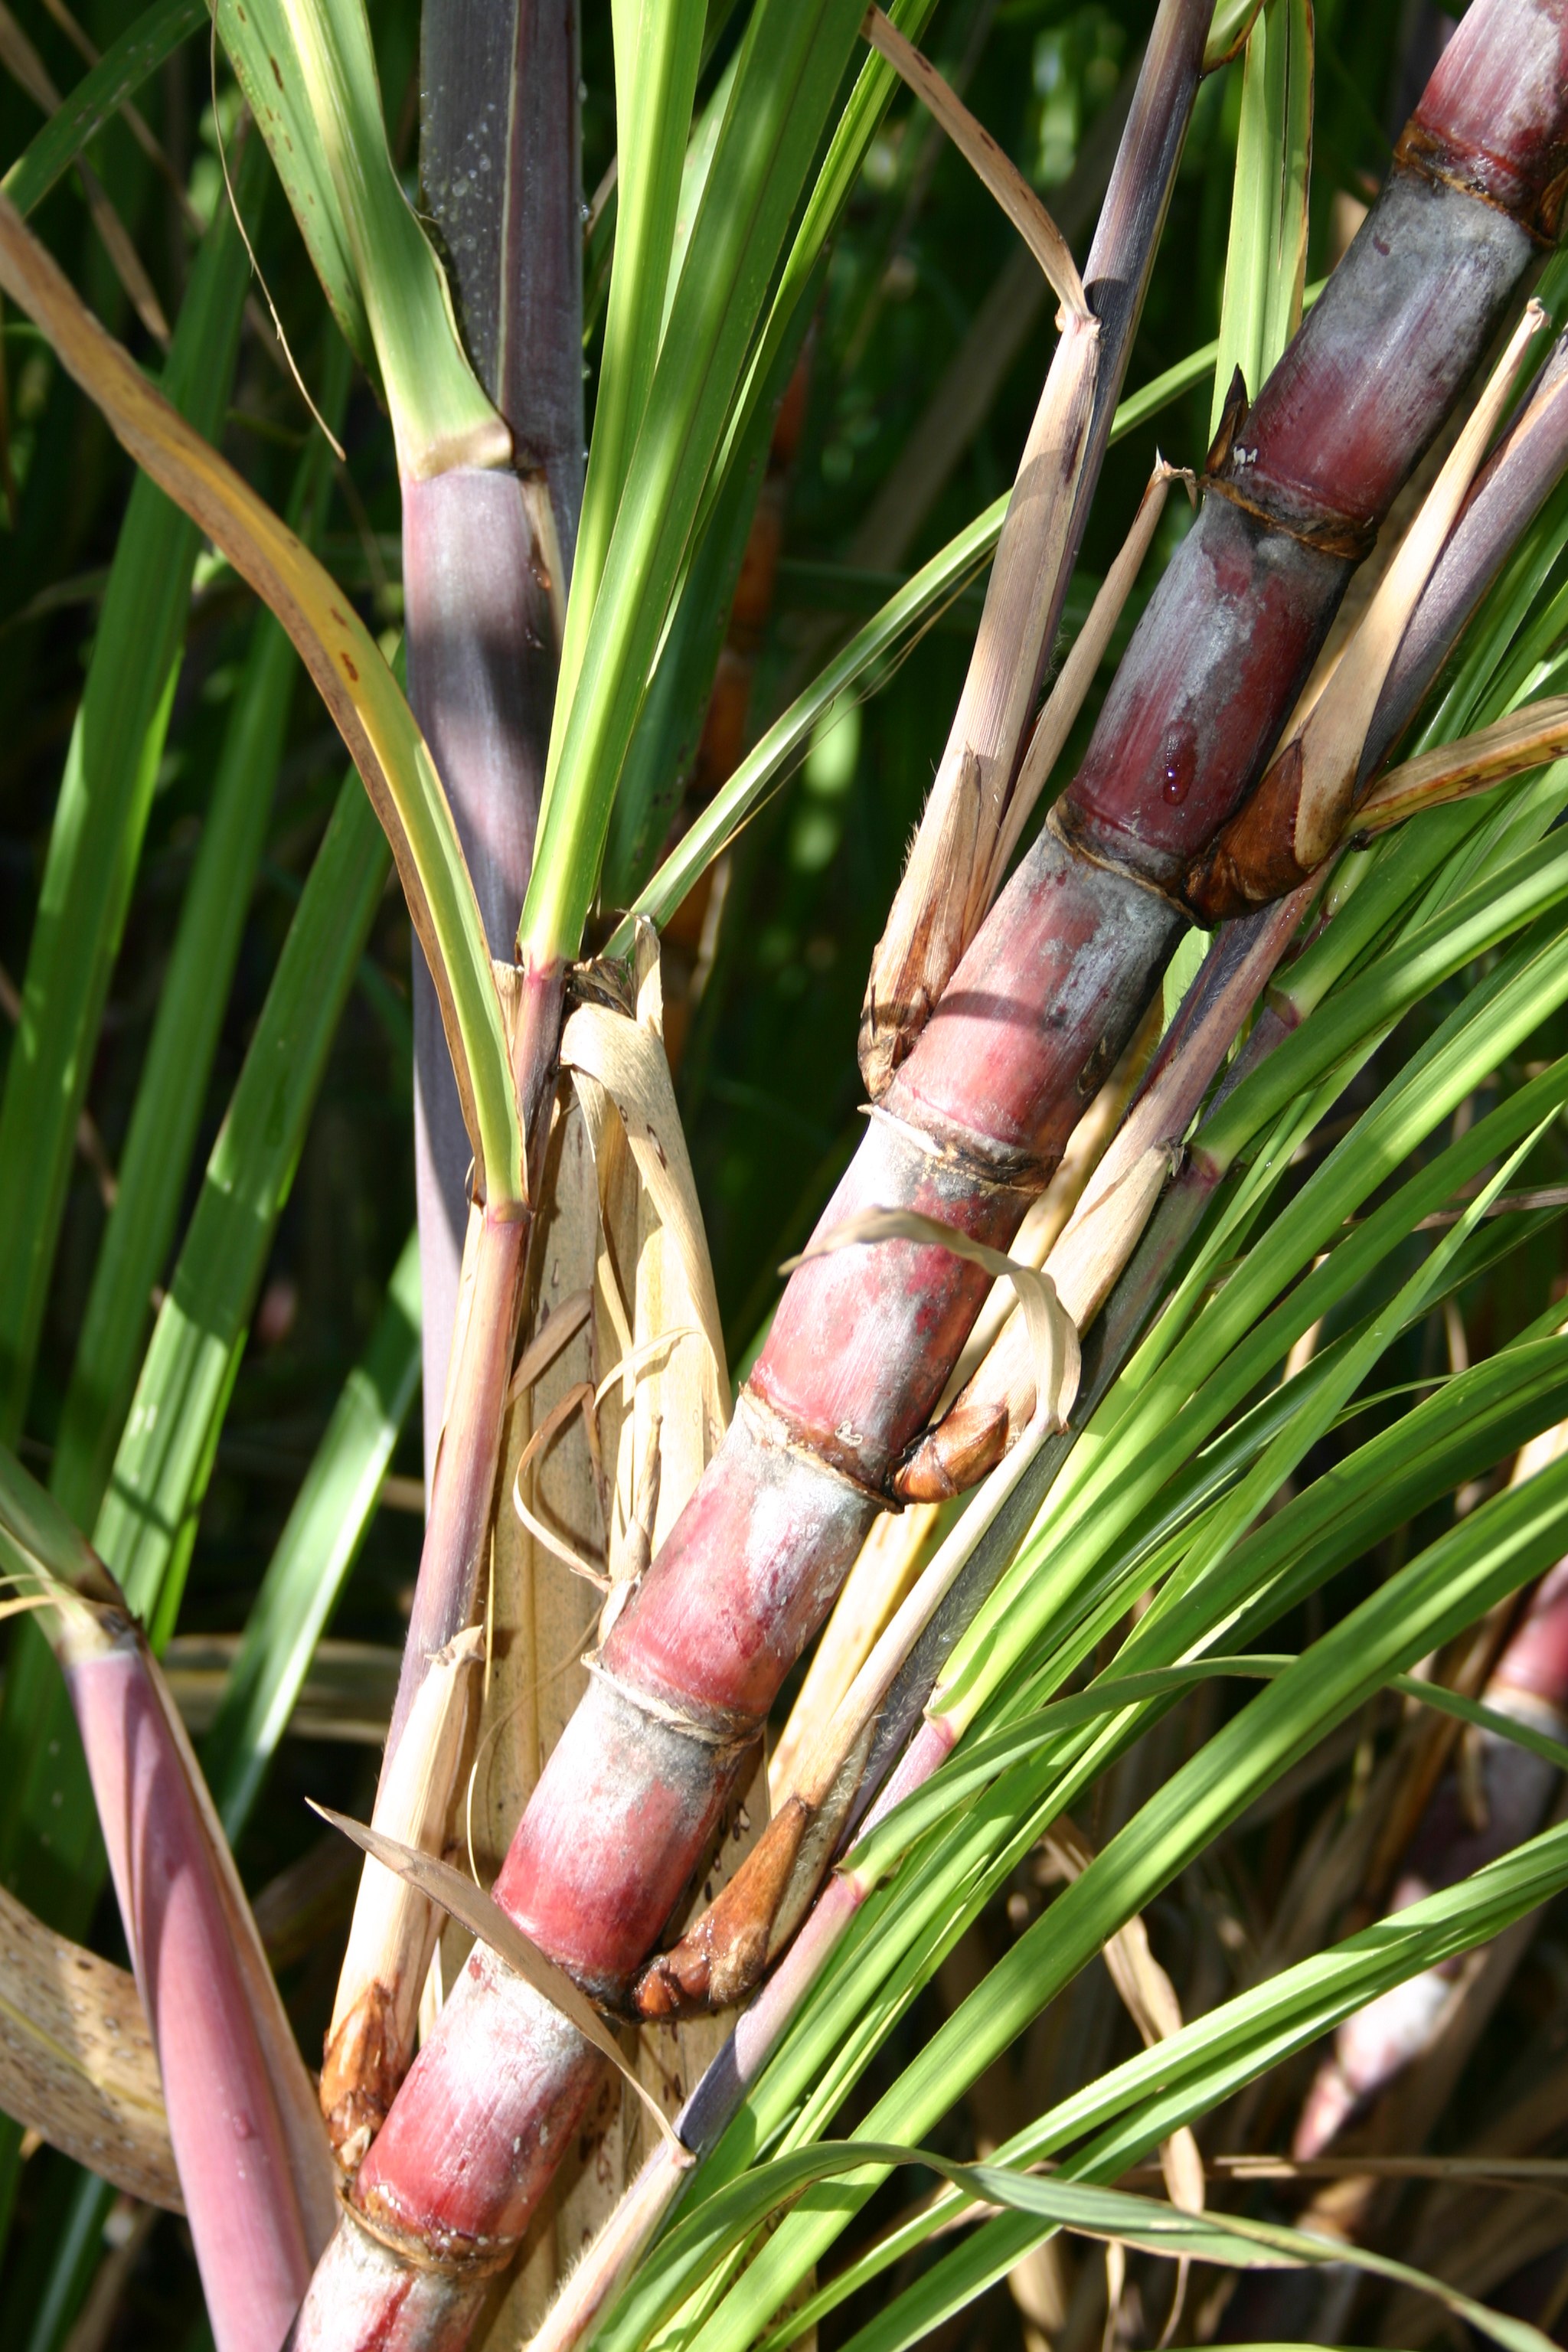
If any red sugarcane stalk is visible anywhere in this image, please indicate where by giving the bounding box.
[288,5,1568,2338]
[1182,25,1568,918]
[65,1624,333,2352]
[858,0,1210,1098]
[905,310,1568,1502]
[817,320,1568,2062]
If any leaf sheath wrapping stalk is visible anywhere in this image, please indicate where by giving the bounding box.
[410,0,583,1464]
[319,1205,527,2158]
[289,1,1568,2334]
[406,468,560,1477]
[10,1524,339,2352]
[859,0,1210,1095]
[1364,320,1568,778]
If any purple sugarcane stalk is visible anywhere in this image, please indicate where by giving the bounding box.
[321,0,584,2157]
[289,3,1568,2341]
[1295,1551,1568,2159]
[410,0,581,1455]
[0,1448,341,2352]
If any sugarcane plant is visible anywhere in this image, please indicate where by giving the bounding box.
[12,0,1568,2344]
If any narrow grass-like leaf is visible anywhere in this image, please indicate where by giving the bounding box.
[521,0,877,962]
[691,0,941,556]
[1201,831,1568,1167]
[942,941,1568,1721]
[0,0,204,220]
[602,1824,1568,2352]
[601,279,819,910]
[783,1819,1568,2352]
[561,0,704,709]
[0,763,388,1981]
[1210,0,1312,436]
[50,347,351,1537]
[0,190,524,1207]
[0,143,262,1450]
[681,1447,1568,2350]
[208,0,370,375]
[97,770,390,1641]
[217,0,503,476]
[203,1230,420,1840]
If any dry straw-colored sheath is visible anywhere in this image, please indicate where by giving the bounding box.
[289,1,1568,2340]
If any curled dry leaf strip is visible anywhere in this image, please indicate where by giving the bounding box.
[310,1805,689,2159]
[1043,1819,1204,2222]
[860,5,1089,322]
[512,1381,611,1589]
[505,1286,593,1407]
[786,1204,1081,1429]
[560,938,728,1432]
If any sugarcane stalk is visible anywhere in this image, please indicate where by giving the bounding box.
[767,998,1161,1782]
[858,0,1209,1098]
[289,4,1568,2338]
[1184,296,1550,913]
[407,0,580,1446]
[899,883,1318,1500]
[908,303,1568,1497]
[323,0,582,2154]
[0,1453,336,2352]
[541,456,1568,2347]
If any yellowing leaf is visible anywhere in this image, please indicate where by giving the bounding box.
[0,1882,180,2211]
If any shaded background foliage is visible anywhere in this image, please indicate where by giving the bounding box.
[5,0,1555,2342]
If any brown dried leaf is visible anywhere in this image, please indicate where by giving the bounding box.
[1354,694,1568,840]
[860,306,1099,1095]
[0,1883,181,2212]
[321,1626,485,2161]
[861,5,1088,320]
[1044,1820,1204,2217]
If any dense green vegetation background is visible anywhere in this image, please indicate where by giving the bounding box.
[6,0,1547,2341]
